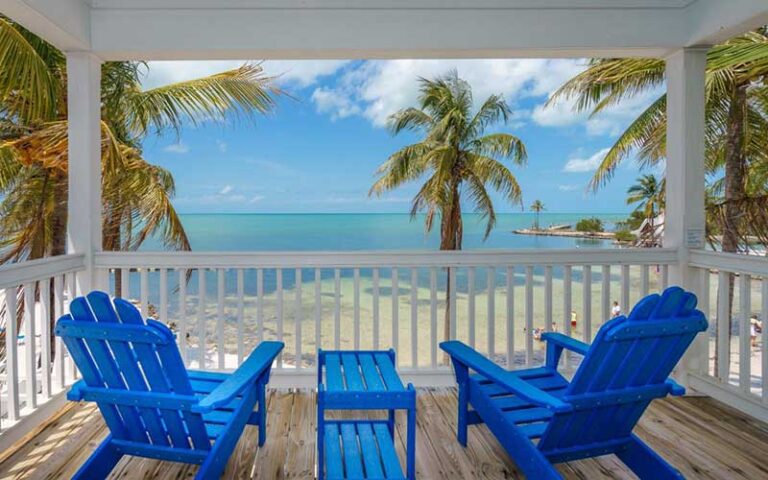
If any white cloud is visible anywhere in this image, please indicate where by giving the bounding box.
[558,184,582,192]
[563,148,611,173]
[249,195,266,203]
[311,59,585,128]
[163,142,189,154]
[312,87,361,120]
[219,185,234,195]
[141,60,349,90]
[216,140,228,153]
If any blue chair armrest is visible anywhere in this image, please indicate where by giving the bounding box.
[440,341,572,413]
[192,341,283,413]
[665,378,685,396]
[541,332,590,355]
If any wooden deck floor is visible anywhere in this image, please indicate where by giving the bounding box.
[1,388,767,479]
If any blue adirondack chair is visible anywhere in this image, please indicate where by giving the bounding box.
[55,291,284,480]
[441,286,708,479]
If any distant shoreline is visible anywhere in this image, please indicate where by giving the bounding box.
[512,228,616,240]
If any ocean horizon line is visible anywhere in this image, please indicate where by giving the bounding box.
[175,211,629,216]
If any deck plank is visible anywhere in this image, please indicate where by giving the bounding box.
[1,389,767,479]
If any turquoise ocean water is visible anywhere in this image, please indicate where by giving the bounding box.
[128,212,627,301]
[143,212,626,251]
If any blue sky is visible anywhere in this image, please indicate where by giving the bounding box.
[140,59,663,214]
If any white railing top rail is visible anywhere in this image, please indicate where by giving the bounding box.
[95,248,678,269]
[689,249,768,277]
[0,254,86,289]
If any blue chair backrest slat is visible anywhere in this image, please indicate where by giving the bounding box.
[59,333,130,440]
[110,296,193,449]
[537,287,707,454]
[69,297,149,443]
[84,292,170,447]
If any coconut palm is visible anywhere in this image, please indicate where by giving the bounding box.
[626,174,664,246]
[370,70,527,344]
[530,199,545,230]
[0,16,283,264]
[546,27,768,253]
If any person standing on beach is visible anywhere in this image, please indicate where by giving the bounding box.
[611,301,621,318]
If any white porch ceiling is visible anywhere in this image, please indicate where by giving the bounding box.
[2,0,767,59]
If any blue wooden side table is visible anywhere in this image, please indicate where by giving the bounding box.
[317,349,416,479]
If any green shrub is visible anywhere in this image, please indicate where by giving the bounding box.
[575,217,604,233]
[614,229,636,243]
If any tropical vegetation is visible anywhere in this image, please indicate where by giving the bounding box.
[0,15,283,266]
[547,26,768,254]
[530,199,545,230]
[370,70,528,342]
[575,217,604,233]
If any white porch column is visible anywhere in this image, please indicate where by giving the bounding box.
[664,47,708,379]
[66,52,102,294]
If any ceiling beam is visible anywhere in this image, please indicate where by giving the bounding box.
[0,0,90,51]
[91,7,691,60]
[685,0,768,46]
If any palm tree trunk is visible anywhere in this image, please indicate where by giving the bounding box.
[715,82,748,376]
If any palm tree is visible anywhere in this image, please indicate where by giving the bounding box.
[0,17,283,265]
[547,26,768,375]
[370,70,528,344]
[546,27,768,252]
[626,174,663,246]
[530,200,545,230]
[0,17,283,356]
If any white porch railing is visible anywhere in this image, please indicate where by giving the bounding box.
[0,254,84,447]
[94,249,675,387]
[688,250,768,422]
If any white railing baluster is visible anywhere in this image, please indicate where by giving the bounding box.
[392,268,399,362]
[53,275,65,390]
[544,266,553,333]
[410,267,418,368]
[4,287,19,422]
[120,267,129,299]
[315,268,321,351]
[295,268,302,369]
[237,269,244,365]
[257,269,264,343]
[140,268,149,318]
[354,268,360,350]
[641,265,650,297]
[66,273,77,380]
[762,277,767,404]
[430,267,438,369]
[198,268,207,369]
[468,266,476,348]
[602,265,611,325]
[276,268,284,367]
[487,267,495,359]
[563,265,573,367]
[716,270,730,381]
[662,265,669,289]
[23,282,37,410]
[217,268,225,370]
[334,268,341,349]
[506,266,515,368]
[583,265,592,342]
[178,269,188,365]
[525,266,533,366]
[40,278,52,400]
[449,267,457,341]
[739,274,751,393]
[373,268,380,350]
[159,268,168,325]
[621,264,630,313]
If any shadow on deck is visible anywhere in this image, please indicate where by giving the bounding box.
[0,388,767,479]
